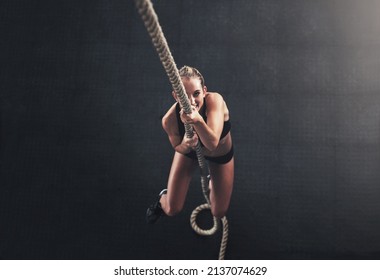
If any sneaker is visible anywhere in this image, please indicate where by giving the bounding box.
[146,189,167,224]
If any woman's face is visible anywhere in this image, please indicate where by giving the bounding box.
[181,77,207,111]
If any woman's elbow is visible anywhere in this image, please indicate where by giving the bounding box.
[161,115,169,130]
[205,140,219,152]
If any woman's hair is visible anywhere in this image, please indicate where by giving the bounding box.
[179,65,205,87]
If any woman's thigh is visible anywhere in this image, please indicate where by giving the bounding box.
[208,157,234,218]
[165,152,198,214]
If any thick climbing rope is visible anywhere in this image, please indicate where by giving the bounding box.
[134,0,228,260]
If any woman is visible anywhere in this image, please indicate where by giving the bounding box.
[146,66,234,223]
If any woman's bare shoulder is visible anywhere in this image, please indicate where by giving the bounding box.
[205,92,225,107]
[206,92,223,99]
[162,103,178,131]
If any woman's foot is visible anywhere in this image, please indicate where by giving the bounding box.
[146,189,167,224]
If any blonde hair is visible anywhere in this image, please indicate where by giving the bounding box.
[179,65,205,87]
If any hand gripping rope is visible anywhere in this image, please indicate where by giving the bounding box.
[134,0,228,260]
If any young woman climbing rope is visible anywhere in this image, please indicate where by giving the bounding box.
[146,66,234,223]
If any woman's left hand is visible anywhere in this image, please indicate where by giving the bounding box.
[180,105,202,125]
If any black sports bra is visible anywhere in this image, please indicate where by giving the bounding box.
[175,98,231,143]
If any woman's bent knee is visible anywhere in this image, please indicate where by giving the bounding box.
[164,204,183,216]
[211,205,228,218]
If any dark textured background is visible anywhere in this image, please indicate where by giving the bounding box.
[1,0,380,259]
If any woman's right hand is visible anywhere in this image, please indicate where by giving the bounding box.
[182,132,199,151]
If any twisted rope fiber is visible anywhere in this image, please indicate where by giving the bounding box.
[134,0,228,260]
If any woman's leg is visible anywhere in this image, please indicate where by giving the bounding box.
[208,157,234,218]
[160,151,198,216]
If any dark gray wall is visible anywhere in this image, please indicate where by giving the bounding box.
[1,0,379,259]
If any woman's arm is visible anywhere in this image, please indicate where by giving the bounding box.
[162,104,199,154]
[181,93,225,151]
